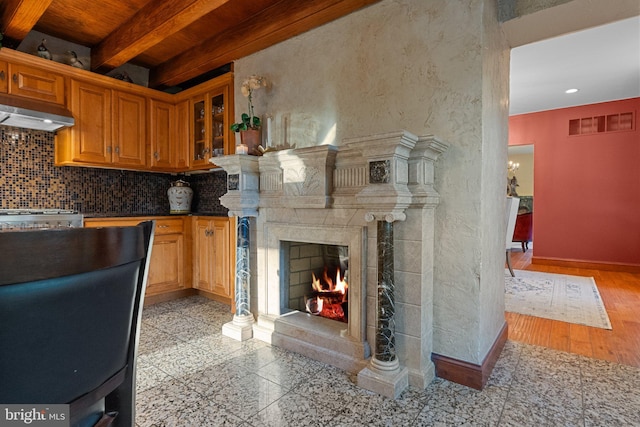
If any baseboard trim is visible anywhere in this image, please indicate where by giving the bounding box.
[431,322,508,390]
[195,289,233,310]
[144,288,196,306]
[532,256,640,273]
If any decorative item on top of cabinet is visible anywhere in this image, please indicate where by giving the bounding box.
[36,39,52,60]
[66,51,85,69]
[193,216,235,307]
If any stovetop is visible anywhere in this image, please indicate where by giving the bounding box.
[0,209,79,216]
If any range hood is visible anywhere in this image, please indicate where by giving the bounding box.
[0,94,74,131]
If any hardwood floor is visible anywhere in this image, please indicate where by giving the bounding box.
[505,247,640,368]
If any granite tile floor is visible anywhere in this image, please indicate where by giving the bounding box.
[135,296,640,426]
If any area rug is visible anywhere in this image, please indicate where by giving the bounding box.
[505,269,612,330]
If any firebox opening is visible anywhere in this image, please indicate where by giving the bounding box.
[281,241,349,323]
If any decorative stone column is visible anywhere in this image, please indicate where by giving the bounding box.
[357,213,409,398]
[374,219,396,366]
[349,131,417,398]
[210,154,260,341]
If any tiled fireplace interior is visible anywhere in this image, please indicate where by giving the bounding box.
[283,241,349,322]
[216,131,449,392]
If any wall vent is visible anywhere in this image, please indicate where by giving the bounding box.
[569,112,634,136]
[569,112,635,135]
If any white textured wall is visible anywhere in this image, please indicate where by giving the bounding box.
[479,0,511,360]
[236,0,509,364]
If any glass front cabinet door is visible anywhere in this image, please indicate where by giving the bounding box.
[189,74,233,170]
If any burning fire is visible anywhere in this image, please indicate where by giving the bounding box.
[305,266,348,322]
[312,268,348,294]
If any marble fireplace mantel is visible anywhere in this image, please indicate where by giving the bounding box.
[213,130,448,397]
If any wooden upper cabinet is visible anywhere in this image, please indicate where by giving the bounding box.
[174,100,190,170]
[149,99,174,170]
[184,73,234,170]
[112,91,147,168]
[149,98,191,171]
[7,63,65,105]
[57,79,147,169]
[56,79,112,165]
[0,61,7,93]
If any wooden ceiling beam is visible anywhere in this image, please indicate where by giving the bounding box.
[90,0,231,72]
[149,0,381,88]
[0,0,53,47]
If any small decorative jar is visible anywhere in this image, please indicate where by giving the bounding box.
[167,180,193,214]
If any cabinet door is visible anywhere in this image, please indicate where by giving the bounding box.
[189,78,233,170]
[84,217,187,297]
[147,233,184,295]
[113,91,146,168]
[149,99,174,170]
[67,79,112,163]
[210,88,228,156]
[7,63,65,104]
[174,100,190,170]
[0,61,7,93]
[210,218,232,298]
[190,96,210,168]
[193,219,214,292]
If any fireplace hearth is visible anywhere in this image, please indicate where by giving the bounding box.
[214,131,448,398]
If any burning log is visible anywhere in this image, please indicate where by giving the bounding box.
[305,267,348,323]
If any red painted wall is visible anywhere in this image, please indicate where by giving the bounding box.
[509,97,640,266]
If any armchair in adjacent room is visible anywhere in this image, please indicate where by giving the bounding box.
[505,196,520,277]
[513,211,533,252]
[0,221,154,427]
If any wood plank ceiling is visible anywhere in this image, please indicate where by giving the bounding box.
[1,0,380,90]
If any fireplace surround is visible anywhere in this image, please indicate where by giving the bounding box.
[214,130,448,397]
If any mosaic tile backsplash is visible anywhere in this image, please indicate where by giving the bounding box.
[0,127,228,216]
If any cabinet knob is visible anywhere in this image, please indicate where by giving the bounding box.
[0,71,4,81]
[106,146,112,154]
[114,146,120,154]
[154,151,160,160]
[12,73,18,83]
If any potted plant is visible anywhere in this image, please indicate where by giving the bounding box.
[231,75,267,155]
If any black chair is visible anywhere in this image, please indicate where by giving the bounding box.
[0,221,155,427]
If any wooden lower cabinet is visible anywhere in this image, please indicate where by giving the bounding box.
[84,215,234,307]
[84,217,189,298]
[147,233,184,295]
[193,216,235,305]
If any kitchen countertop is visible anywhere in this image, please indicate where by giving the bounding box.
[82,212,227,218]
